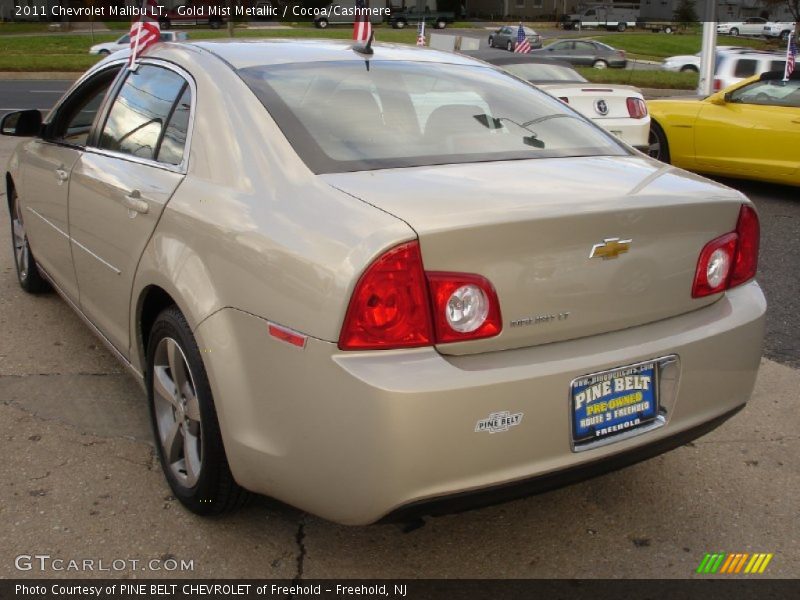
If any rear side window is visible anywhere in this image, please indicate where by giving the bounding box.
[770,60,786,73]
[733,59,757,78]
[98,64,190,164]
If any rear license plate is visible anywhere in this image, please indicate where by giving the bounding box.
[571,361,658,445]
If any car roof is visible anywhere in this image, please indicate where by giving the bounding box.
[189,39,483,69]
[461,49,574,69]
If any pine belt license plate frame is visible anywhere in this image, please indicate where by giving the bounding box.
[570,357,669,453]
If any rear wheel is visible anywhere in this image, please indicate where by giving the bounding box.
[648,121,670,163]
[209,19,222,30]
[507,41,513,51]
[395,18,407,29]
[617,22,627,32]
[160,18,171,30]
[147,306,248,515]
[664,25,673,34]
[435,19,447,29]
[593,59,608,69]
[8,186,50,294]
[488,36,494,47]
[316,18,328,29]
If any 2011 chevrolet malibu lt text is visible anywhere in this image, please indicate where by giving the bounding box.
[2,39,766,525]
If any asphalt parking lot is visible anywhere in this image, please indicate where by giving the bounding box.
[0,98,798,579]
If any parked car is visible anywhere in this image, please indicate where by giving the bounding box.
[487,25,542,51]
[763,22,795,42]
[716,17,768,37]
[712,51,787,91]
[89,31,188,55]
[648,71,799,187]
[2,40,765,525]
[314,0,386,29]
[530,39,627,68]
[464,50,649,150]
[160,0,225,29]
[660,46,749,73]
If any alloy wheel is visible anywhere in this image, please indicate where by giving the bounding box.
[152,337,203,487]
[11,194,29,281]
[647,129,662,160]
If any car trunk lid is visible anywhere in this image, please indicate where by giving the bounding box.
[322,156,745,355]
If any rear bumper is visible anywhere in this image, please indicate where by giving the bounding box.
[594,116,650,148]
[196,282,765,525]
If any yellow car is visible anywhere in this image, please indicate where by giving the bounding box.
[647,71,800,187]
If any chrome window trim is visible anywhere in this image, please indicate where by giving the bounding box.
[89,58,197,175]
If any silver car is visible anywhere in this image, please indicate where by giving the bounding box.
[488,25,542,51]
[2,40,765,524]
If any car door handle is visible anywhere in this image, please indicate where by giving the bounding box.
[54,167,68,182]
[122,190,149,215]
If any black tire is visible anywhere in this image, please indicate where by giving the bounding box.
[316,18,328,29]
[664,26,673,34]
[8,184,50,294]
[729,27,739,36]
[593,59,608,69]
[209,19,222,30]
[617,22,627,32]
[507,40,513,51]
[488,36,494,47]
[781,30,790,42]
[680,65,698,73]
[395,18,407,29]
[648,121,670,163]
[147,306,248,516]
[435,19,446,29]
[161,18,171,30]
[98,49,110,55]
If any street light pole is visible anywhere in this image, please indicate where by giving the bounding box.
[697,0,717,96]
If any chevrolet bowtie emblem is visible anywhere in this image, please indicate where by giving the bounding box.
[590,238,632,260]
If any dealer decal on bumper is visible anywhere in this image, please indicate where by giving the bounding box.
[475,411,523,434]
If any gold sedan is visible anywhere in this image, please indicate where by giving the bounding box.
[648,72,800,187]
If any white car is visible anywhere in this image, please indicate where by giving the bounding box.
[661,47,750,72]
[89,31,188,55]
[466,51,650,150]
[763,22,795,42]
[712,51,787,91]
[716,18,769,37]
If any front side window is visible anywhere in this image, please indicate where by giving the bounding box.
[98,64,190,163]
[48,67,121,146]
[239,60,626,174]
[729,78,800,108]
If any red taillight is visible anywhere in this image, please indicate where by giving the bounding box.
[338,241,502,350]
[730,204,760,287]
[713,78,723,91]
[626,97,648,119]
[338,241,433,350]
[692,205,759,298]
[427,272,502,343]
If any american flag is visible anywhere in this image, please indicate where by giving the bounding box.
[353,0,372,42]
[785,26,796,80]
[417,19,426,47]
[514,23,531,54]
[129,0,161,67]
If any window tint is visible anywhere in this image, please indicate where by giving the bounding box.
[50,67,120,146]
[99,65,187,162]
[733,59,757,78]
[550,41,571,51]
[770,60,786,73]
[574,41,596,52]
[157,86,191,165]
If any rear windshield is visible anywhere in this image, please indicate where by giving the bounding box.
[239,60,627,174]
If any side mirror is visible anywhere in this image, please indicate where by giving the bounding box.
[708,94,727,106]
[1,110,42,137]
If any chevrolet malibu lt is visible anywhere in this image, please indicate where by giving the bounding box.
[2,40,765,524]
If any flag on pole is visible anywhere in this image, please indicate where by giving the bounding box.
[129,0,161,68]
[353,0,372,42]
[417,19,426,47]
[514,23,531,54]
[784,25,796,81]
